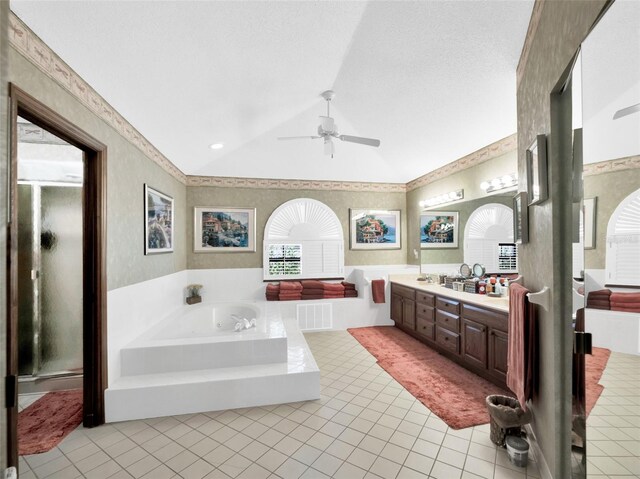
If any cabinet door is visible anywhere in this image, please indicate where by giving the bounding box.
[403,298,416,330]
[462,318,487,369]
[391,293,403,324]
[489,329,508,382]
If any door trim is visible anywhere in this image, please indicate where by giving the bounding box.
[6,84,107,467]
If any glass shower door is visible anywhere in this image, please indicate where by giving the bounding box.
[17,117,84,379]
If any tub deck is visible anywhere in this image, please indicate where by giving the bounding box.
[105,312,320,422]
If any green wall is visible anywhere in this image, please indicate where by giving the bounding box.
[8,47,187,291]
[516,1,607,477]
[584,167,640,269]
[406,149,517,264]
[187,186,407,269]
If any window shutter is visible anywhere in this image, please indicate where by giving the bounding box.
[605,189,640,286]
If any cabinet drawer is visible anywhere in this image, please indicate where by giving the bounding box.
[436,326,460,354]
[437,297,460,315]
[416,304,434,320]
[461,304,508,332]
[416,317,435,340]
[436,309,460,333]
[391,284,416,300]
[416,291,435,306]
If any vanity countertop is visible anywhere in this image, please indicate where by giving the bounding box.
[389,274,509,313]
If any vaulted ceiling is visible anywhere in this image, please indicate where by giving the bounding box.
[10,0,534,183]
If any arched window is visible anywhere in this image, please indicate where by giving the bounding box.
[263,198,344,280]
[464,203,517,273]
[606,188,640,286]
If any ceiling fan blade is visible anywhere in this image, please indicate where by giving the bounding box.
[319,116,335,133]
[277,135,321,141]
[613,103,640,120]
[338,135,381,147]
[324,138,334,156]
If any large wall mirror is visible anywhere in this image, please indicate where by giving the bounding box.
[572,1,639,477]
[419,193,518,276]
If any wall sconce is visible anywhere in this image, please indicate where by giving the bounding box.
[419,189,464,208]
[480,173,518,193]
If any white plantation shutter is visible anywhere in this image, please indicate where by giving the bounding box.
[606,189,640,286]
[464,204,517,274]
[264,199,344,280]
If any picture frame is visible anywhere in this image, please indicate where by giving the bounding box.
[526,134,548,205]
[420,211,458,249]
[513,191,529,244]
[194,207,256,252]
[349,209,401,250]
[144,184,174,255]
[584,197,597,250]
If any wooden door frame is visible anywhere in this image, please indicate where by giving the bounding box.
[6,84,107,467]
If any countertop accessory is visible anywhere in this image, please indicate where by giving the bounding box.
[472,263,485,278]
[487,292,502,298]
[459,263,471,278]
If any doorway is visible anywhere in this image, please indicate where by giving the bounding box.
[6,85,107,469]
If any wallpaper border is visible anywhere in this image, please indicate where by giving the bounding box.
[9,11,517,194]
[8,12,188,183]
[517,0,546,85]
[405,133,517,192]
[583,155,640,176]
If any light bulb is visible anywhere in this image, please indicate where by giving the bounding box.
[480,181,490,190]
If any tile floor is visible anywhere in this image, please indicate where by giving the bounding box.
[16,331,637,479]
[584,351,640,478]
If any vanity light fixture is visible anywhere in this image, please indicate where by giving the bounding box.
[209,143,224,150]
[480,173,518,193]
[419,189,464,208]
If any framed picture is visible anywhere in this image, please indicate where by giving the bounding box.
[144,184,174,254]
[194,207,256,252]
[513,191,529,244]
[420,211,458,248]
[526,134,548,205]
[584,197,597,250]
[350,209,401,250]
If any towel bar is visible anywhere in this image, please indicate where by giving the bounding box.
[527,286,550,311]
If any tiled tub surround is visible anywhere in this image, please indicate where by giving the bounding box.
[119,302,287,376]
[107,266,419,384]
[105,313,320,423]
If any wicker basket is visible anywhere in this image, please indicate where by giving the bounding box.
[486,395,532,446]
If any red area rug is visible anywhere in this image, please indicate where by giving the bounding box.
[586,347,611,416]
[18,389,83,455]
[348,326,511,429]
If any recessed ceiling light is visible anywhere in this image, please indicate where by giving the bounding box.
[209,143,224,150]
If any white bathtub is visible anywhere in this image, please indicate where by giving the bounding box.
[120,301,288,376]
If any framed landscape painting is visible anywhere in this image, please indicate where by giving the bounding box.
[144,184,174,255]
[350,209,401,250]
[420,211,458,248]
[194,207,256,252]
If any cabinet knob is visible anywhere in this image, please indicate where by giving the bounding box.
[444,337,449,341]
[482,328,486,333]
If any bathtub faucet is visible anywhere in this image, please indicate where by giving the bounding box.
[231,315,256,332]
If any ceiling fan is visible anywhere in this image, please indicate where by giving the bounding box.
[277,90,381,157]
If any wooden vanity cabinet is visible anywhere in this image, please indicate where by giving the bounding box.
[391,284,416,331]
[415,291,435,340]
[391,283,509,388]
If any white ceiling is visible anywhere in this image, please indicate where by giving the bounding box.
[10,0,534,183]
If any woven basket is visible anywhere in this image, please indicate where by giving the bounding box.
[486,395,532,446]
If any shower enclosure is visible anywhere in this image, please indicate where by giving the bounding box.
[17,117,84,389]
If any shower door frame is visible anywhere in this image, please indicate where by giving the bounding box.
[6,84,107,468]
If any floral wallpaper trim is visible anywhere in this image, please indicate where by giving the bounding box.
[517,0,546,85]
[405,133,517,192]
[8,12,187,184]
[9,11,518,194]
[583,155,640,176]
[186,175,407,193]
